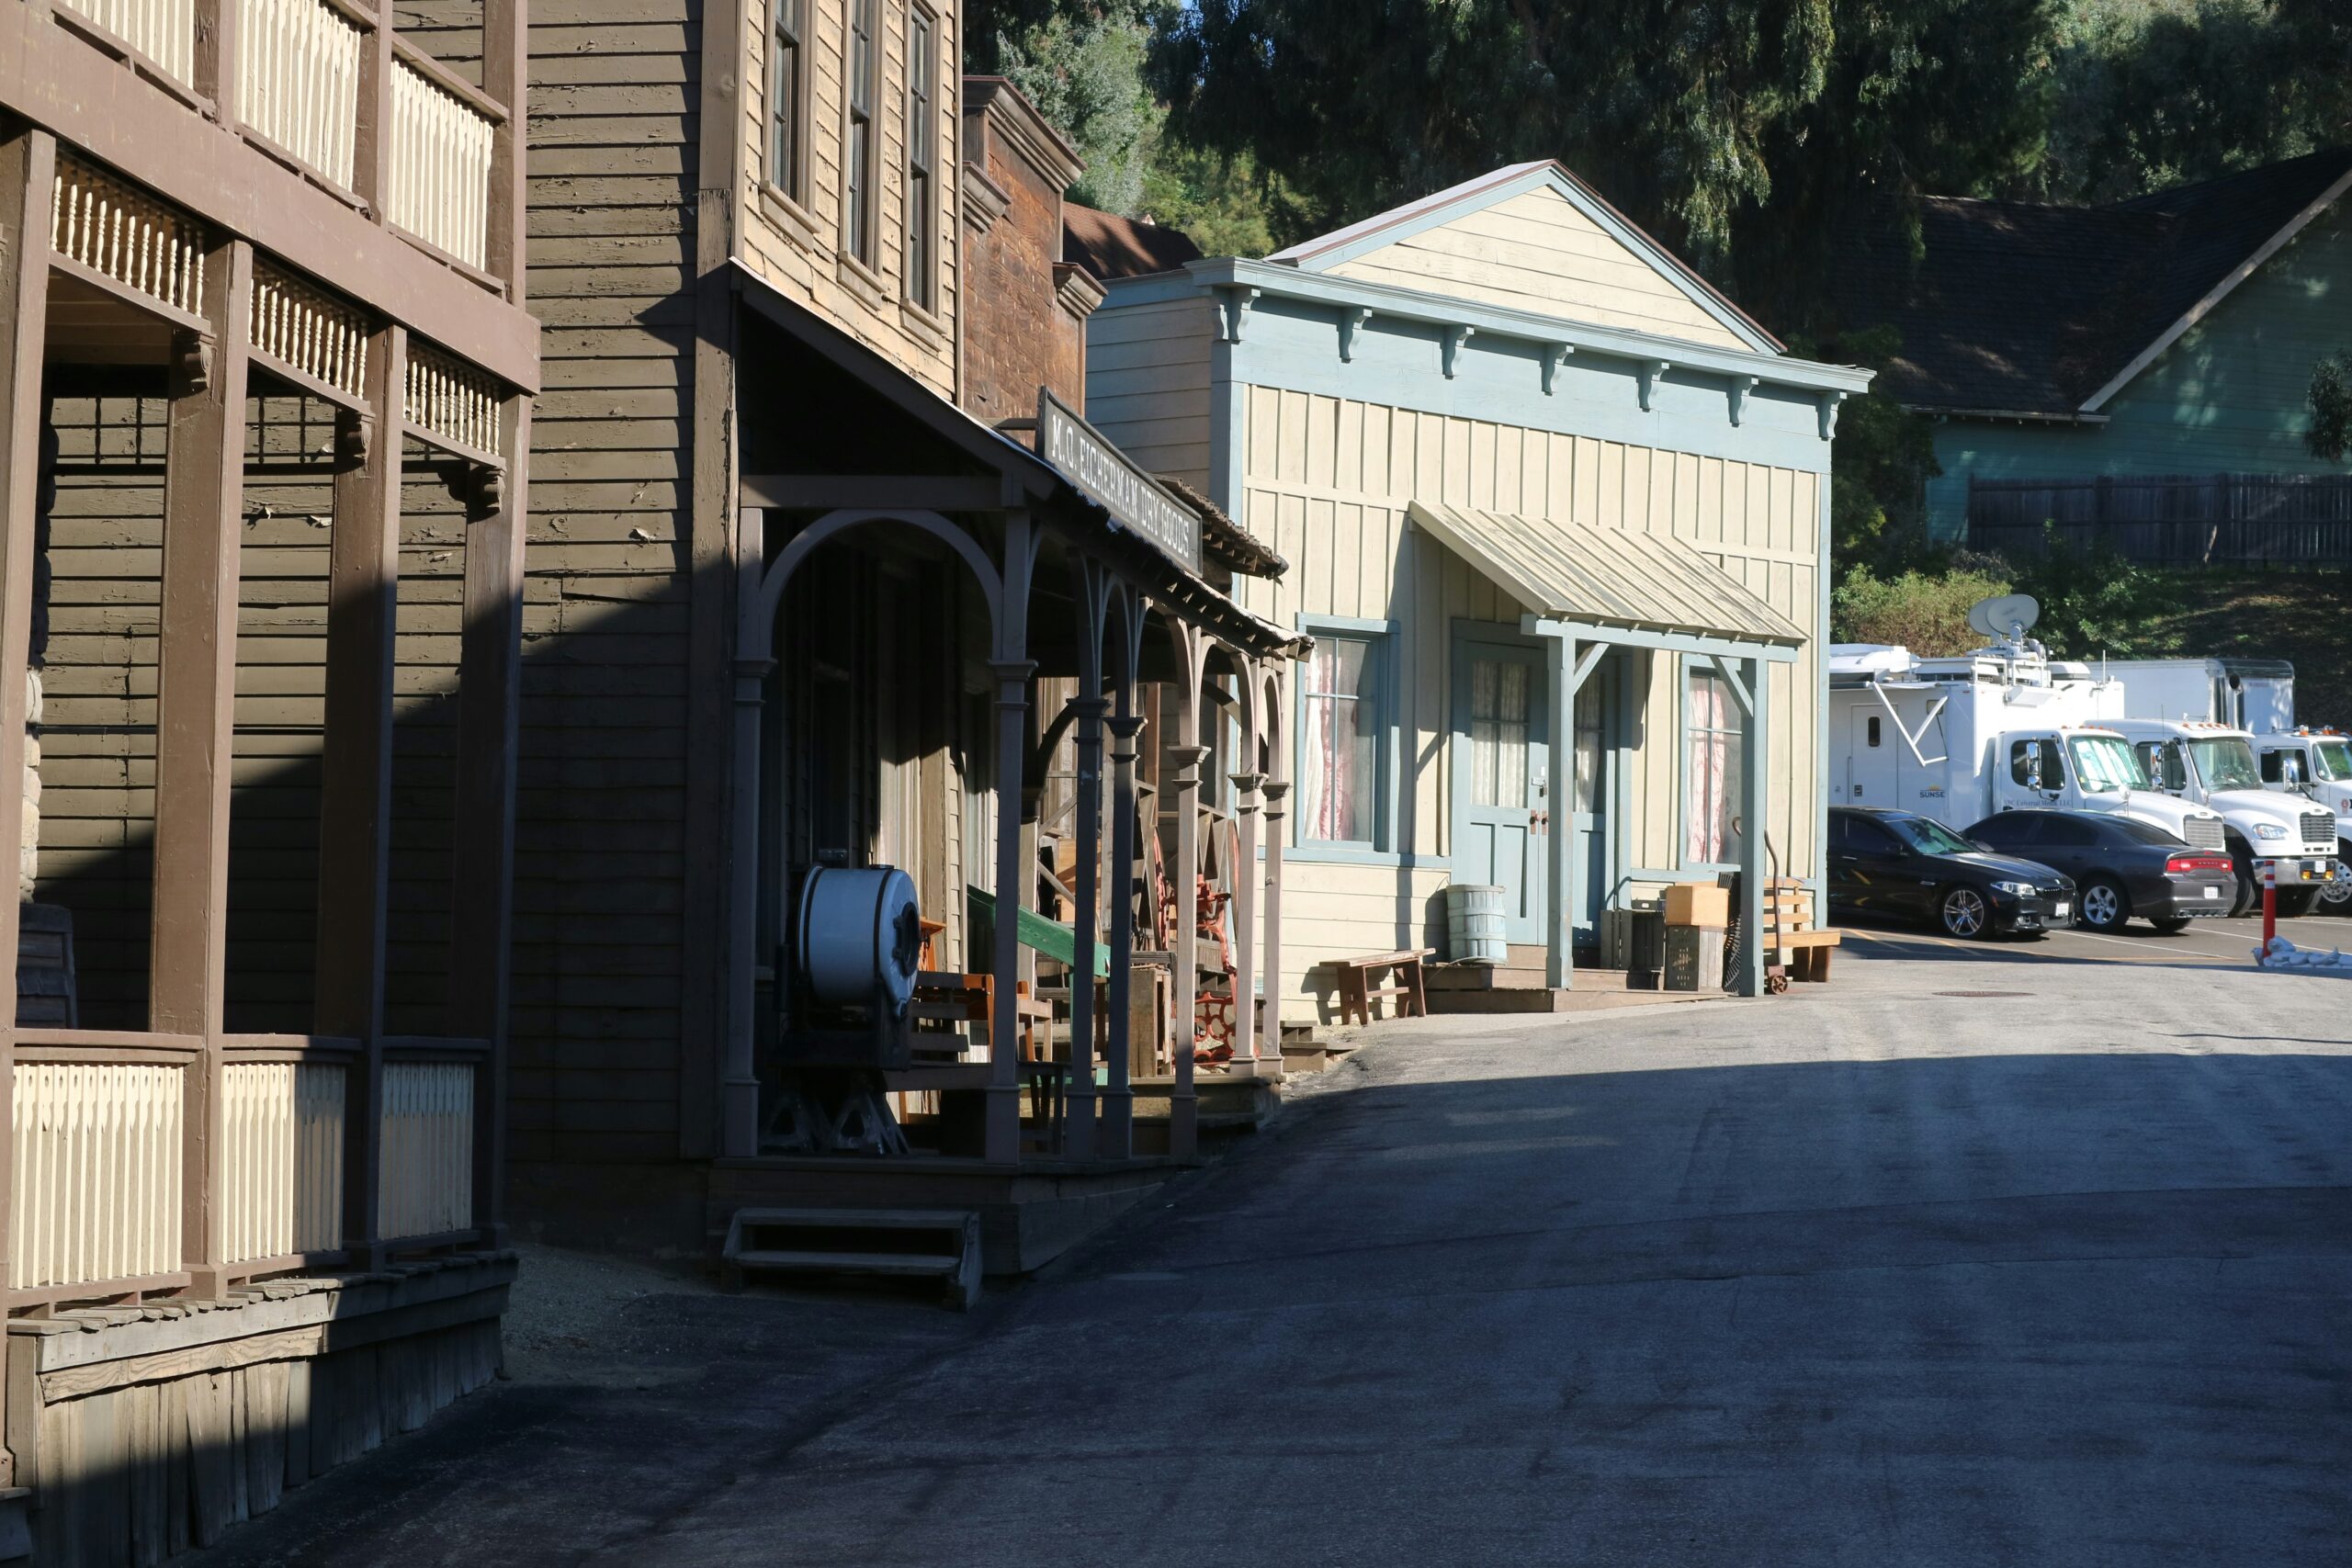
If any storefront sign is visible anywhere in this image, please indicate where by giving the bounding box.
[1037,389,1202,574]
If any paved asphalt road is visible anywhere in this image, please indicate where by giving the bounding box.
[198,934,2352,1567]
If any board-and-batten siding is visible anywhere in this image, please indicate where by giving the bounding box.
[516,0,701,1159]
[1227,385,1821,1016]
[1324,186,1754,352]
[736,0,959,398]
[1081,296,1219,490]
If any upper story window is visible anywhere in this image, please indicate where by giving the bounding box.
[845,0,880,265]
[902,3,937,309]
[771,0,805,202]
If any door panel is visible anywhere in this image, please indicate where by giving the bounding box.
[1455,643,1548,944]
[1570,669,1610,946]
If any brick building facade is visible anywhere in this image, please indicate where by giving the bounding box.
[960,78,1101,420]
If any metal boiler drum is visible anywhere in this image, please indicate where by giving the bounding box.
[797,865,922,1011]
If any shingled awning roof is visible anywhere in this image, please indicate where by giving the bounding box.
[1063,204,1204,282]
[1833,148,2352,418]
[1407,502,1804,648]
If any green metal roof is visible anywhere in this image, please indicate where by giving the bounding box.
[1407,501,1806,647]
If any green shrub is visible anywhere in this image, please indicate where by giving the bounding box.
[1830,564,2014,655]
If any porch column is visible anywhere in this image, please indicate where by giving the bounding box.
[154,237,253,1298]
[1259,780,1289,1049]
[1164,741,1207,1160]
[1063,693,1109,1158]
[450,392,531,1244]
[722,508,771,1158]
[985,659,1036,1164]
[1227,764,1264,1069]
[0,129,56,1469]
[316,326,405,1266]
[1544,632,1577,988]
[1102,712,1144,1158]
[1737,655,1770,998]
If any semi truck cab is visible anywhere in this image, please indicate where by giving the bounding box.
[2254,728,2352,908]
[2105,719,2342,915]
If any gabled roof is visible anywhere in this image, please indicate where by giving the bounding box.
[1268,161,1784,355]
[1063,205,1204,282]
[1834,148,2352,418]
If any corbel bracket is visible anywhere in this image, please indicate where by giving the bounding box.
[1216,285,1261,344]
[1637,359,1670,412]
[1339,306,1373,363]
[1541,343,1573,396]
[1729,375,1758,427]
[1442,324,1476,379]
[1817,389,1849,440]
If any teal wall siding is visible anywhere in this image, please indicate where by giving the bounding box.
[1925,201,2352,538]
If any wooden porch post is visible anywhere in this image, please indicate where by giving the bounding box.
[0,126,58,1481]
[1102,700,1143,1160]
[722,507,769,1158]
[1227,654,1264,1070]
[316,325,405,1265]
[1545,632,1577,988]
[155,236,253,1298]
[1738,655,1770,998]
[984,510,1038,1165]
[1259,775,1287,1048]
[450,393,530,1242]
[481,0,528,296]
[1163,625,1206,1160]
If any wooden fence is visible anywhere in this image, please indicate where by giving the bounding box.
[1969,474,2352,568]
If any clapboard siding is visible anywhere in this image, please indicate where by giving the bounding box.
[1326,186,1753,351]
[514,0,701,1162]
[1225,385,1822,1018]
[736,0,959,398]
[1081,297,1219,491]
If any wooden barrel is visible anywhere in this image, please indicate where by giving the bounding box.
[1445,884,1509,963]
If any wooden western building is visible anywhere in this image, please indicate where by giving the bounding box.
[0,0,537,1560]
[514,0,1303,1275]
[1085,163,1872,1013]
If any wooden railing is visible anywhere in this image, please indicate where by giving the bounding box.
[234,0,365,189]
[386,51,497,272]
[378,1059,475,1241]
[10,1055,187,1298]
[5,1033,487,1311]
[220,1060,347,1265]
[53,0,196,84]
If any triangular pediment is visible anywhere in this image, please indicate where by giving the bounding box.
[1272,164,1776,355]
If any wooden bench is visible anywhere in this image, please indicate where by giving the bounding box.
[1763,879,1840,989]
[1333,948,1433,1025]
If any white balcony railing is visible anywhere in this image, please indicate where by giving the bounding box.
[56,0,196,85]
[220,1061,347,1265]
[387,57,495,270]
[252,259,372,400]
[235,0,365,189]
[51,153,208,320]
[378,1062,473,1241]
[10,1063,185,1292]
[405,342,504,457]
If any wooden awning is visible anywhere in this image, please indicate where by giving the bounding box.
[1407,500,1804,647]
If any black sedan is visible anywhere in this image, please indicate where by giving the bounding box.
[1829,807,2076,940]
[1962,809,2236,934]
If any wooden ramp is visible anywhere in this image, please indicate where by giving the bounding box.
[719,1208,983,1310]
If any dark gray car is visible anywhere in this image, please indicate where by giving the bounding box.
[1962,809,2236,933]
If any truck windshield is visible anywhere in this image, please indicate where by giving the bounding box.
[2313,739,2352,782]
[2188,738,2263,791]
[2068,736,2142,794]
[1884,816,1979,856]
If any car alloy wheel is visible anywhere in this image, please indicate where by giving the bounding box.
[1939,886,1989,939]
[2079,878,2127,932]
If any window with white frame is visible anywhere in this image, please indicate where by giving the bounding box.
[770,0,804,201]
[1685,664,1742,864]
[1301,635,1383,845]
[901,3,937,307]
[844,0,880,264]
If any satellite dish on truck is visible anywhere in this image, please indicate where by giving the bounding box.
[1967,593,2041,642]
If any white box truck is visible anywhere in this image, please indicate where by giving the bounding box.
[2107,657,2295,733]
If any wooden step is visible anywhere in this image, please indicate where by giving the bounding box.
[720,1207,981,1309]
